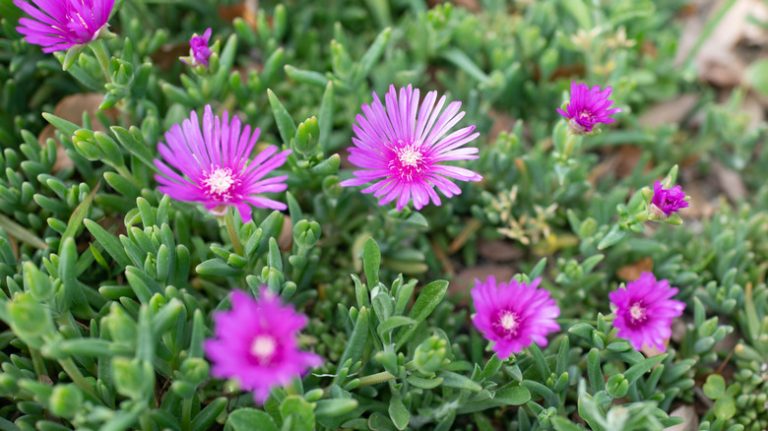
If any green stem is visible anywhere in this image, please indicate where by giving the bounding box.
[89,39,111,82]
[358,371,395,387]
[59,358,99,400]
[181,397,193,431]
[224,209,244,255]
[29,348,47,380]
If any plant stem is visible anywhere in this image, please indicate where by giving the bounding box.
[181,398,193,431]
[224,209,244,255]
[29,348,47,380]
[90,39,111,82]
[59,358,99,400]
[358,371,395,387]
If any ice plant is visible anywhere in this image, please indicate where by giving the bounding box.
[471,276,560,359]
[204,289,322,403]
[651,181,689,216]
[609,272,686,352]
[14,0,115,53]
[182,28,212,67]
[154,105,291,222]
[340,84,482,211]
[557,82,620,134]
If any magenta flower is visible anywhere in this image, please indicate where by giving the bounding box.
[183,28,212,67]
[471,276,561,359]
[557,82,620,134]
[204,289,322,403]
[609,272,685,352]
[651,181,689,216]
[14,0,114,53]
[154,105,291,222]
[340,85,482,211]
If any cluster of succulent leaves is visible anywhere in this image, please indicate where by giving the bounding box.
[0,0,766,430]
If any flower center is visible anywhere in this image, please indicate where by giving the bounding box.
[250,335,276,362]
[202,167,239,201]
[389,141,426,181]
[629,302,646,323]
[399,146,422,167]
[500,311,519,331]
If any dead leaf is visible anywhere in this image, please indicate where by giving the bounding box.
[219,0,258,27]
[39,93,118,174]
[278,215,293,251]
[638,94,700,128]
[677,0,768,86]
[712,162,747,201]
[448,218,482,254]
[617,258,653,281]
[667,406,699,431]
[477,239,523,262]
[488,110,516,142]
[450,265,514,300]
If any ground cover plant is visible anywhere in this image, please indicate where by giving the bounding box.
[0,0,767,430]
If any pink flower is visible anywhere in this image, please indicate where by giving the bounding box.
[14,0,114,53]
[184,28,212,67]
[557,82,620,134]
[204,289,322,403]
[154,105,291,222]
[340,85,482,211]
[609,272,685,352]
[651,181,689,216]
[471,276,561,359]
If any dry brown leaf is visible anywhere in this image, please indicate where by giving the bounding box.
[487,110,516,142]
[638,94,699,128]
[667,406,699,431]
[677,0,768,86]
[219,0,259,27]
[477,239,523,262]
[450,265,514,300]
[617,257,654,281]
[713,162,747,201]
[278,215,293,251]
[39,93,118,174]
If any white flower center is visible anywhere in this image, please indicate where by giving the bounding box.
[203,167,237,197]
[250,335,276,361]
[629,303,646,321]
[499,311,519,332]
[398,145,422,167]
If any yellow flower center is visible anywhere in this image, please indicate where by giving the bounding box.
[250,335,276,361]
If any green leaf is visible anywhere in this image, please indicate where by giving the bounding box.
[284,65,328,87]
[279,396,315,431]
[362,238,381,287]
[225,408,278,431]
[396,280,448,347]
[745,58,768,97]
[60,184,99,253]
[267,89,297,145]
[351,27,392,85]
[192,397,228,431]
[0,213,47,250]
[703,374,726,399]
[439,371,482,392]
[377,316,415,338]
[388,394,410,431]
[597,225,626,250]
[315,399,358,418]
[713,395,736,420]
[84,219,131,268]
[318,81,334,150]
[623,354,666,384]
[408,280,448,322]
[494,385,531,406]
[334,307,370,384]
